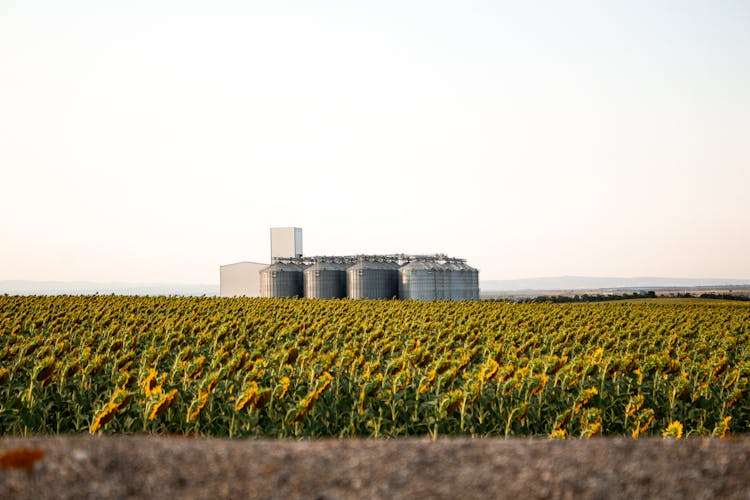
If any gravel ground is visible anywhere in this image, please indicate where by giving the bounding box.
[1,436,749,499]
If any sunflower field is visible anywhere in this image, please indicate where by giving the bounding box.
[1,295,748,438]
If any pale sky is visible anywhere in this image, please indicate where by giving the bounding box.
[1,1,749,284]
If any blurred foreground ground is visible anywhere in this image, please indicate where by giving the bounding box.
[1,436,749,499]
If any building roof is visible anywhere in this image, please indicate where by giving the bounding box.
[220,261,268,269]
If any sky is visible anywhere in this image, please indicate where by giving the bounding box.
[1,1,749,284]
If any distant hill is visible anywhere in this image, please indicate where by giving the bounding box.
[4,277,749,297]
[480,276,750,292]
[0,281,219,296]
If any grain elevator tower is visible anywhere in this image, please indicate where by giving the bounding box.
[271,227,303,260]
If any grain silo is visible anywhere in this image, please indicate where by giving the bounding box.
[347,258,399,299]
[442,260,462,301]
[434,260,452,300]
[399,259,440,301]
[451,261,480,301]
[260,262,304,298]
[222,227,480,301]
[304,260,348,299]
[466,262,480,300]
[451,261,468,301]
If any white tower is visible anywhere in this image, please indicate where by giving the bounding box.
[271,227,303,260]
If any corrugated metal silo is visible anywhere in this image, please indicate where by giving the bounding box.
[399,259,440,301]
[466,262,480,300]
[304,261,348,299]
[260,262,304,298]
[450,261,470,301]
[452,261,479,301]
[347,259,399,299]
[434,261,451,300]
[442,260,461,301]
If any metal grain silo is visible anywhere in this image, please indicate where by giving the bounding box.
[347,258,399,299]
[452,261,479,301]
[449,261,469,301]
[304,260,348,299]
[466,262,480,300]
[435,261,456,300]
[399,259,439,301]
[442,260,462,301]
[260,262,304,298]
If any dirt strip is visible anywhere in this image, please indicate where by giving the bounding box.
[1,436,749,499]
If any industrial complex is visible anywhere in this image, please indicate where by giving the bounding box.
[220,228,479,301]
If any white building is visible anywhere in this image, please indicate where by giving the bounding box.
[219,261,267,298]
[219,227,302,297]
[271,227,303,260]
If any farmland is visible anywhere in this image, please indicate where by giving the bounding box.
[1,296,748,437]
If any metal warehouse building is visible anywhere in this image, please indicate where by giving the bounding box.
[220,228,479,300]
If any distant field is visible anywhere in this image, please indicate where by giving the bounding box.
[481,286,750,301]
[1,296,748,438]
[616,297,750,305]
